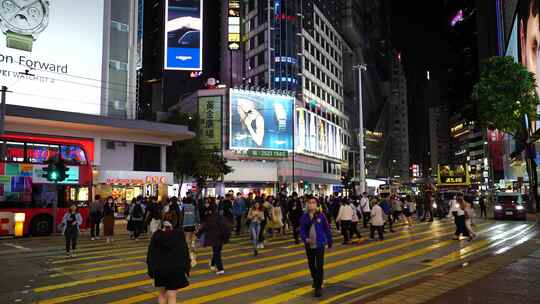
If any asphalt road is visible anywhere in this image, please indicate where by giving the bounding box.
[0,218,537,304]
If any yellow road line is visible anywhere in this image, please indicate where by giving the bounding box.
[254,223,526,304]
[319,223,536,304]
[37,222,460,303]
[105,222,491,304]
[186,223,499,304]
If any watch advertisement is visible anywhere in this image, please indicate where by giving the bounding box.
[164,0,203,70]
[229,89,293,151]
[0,0,105,115]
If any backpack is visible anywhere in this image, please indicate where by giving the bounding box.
[132,203,144,220]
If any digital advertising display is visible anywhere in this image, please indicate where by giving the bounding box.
[229,89,293,151]
[437,164,470,186]
[295,108,342,160]
[228,0,240,50]
[0,0,105,115]
[164,0,203,70]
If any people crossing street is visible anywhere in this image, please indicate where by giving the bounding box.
[60,203,83,257]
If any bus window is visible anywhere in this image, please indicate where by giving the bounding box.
[60,145,87,164]
[5,141,25,162]
[27,143,60,163]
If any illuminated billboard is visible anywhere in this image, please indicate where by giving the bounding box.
[295,109,342,160]
[164,0,203,70]
[0,0,104,115]
[199,96,222,150]
[228,0,240,50]
[436,164,470,186]
[229,89,293,151]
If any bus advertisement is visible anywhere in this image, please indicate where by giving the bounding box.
[0,134,93,237]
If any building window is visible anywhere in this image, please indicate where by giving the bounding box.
[134,145,161,171]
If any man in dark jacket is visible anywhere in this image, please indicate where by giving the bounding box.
[288,192,303,244]
[146,213,191,302]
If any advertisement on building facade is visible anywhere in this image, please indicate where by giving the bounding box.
[0,0,104,115]
[229,89,293,151]
[295,109,342,160]
[199,96,222,150]
[436,164,470,186]
[164,0,203,70]
[227,0,240,50]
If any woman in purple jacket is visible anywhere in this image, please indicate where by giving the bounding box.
[300,197,333,298]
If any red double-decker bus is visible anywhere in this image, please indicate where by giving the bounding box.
[0,134,93,237]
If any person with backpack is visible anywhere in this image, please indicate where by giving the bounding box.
[300,197,333,298]
[146,211,191,304]
[130,196,146,241]
[181,196,200,267]
[60,203,83,257]
[197,201,231,275]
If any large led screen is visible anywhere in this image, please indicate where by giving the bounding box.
[164,0,203,70]
[295,109,342,160]
[229,90,293,151]
[0,0,104,115]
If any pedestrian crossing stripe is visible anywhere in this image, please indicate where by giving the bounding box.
[253,223,533,304]
[176,223,503,304]
[34,221,456,295]
[317,223,537,304]
[103,223,496,304]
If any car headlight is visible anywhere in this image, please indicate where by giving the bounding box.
[495,205,503,210]
[432,203,437,209]
[516,205,525,210]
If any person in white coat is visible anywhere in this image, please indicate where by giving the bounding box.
[359,192,371,228]
[370,198,385,241]
[336,200,354,244]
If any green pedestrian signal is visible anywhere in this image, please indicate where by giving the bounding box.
[42,157,69,183]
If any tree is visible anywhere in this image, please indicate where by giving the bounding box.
[472,56,540,211]
[168,111,233,200]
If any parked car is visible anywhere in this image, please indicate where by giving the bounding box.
[493,192,527,221]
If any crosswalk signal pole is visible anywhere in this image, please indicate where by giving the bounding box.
[353,65,367,194]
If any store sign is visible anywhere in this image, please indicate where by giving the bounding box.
[164,0,203,70]
[106,178,144,185]
[146,176,168,184]
[33,165,79,184]
[247,149,288,158]
[228,0,240,50]
[199,96,222,150]
[437,164,470,186]
[0,0,105,115]
[230,89,293,151]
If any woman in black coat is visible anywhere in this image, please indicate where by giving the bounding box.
[147,212,191,304]
[197,200,231,275]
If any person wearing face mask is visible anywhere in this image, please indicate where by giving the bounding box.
[103,196,116,243]
[60,204,83,257]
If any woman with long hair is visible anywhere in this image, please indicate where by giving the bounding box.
[247,200,265,256]
[60,203,83,257]
[147,211,191,304]
[103,196,116,243]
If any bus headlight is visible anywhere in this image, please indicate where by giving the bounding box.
[14,213,26,222]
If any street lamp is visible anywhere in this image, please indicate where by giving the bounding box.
[353,64,367,194]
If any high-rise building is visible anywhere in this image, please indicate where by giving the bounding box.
[428,105,451,174]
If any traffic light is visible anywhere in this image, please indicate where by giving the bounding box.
[42,157,69,183]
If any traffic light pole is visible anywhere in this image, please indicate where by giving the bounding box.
[353,65,367,194]
[1,86,7,161]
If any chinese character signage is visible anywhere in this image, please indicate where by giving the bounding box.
[164,0,203,70]
[199,96,222,150]
[437,164,470,186]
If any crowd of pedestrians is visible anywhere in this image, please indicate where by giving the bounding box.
[63,188,484,301]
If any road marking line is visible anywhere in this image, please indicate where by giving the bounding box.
[320,223,537,304]
[104,223,493,304]
[3,243,31,251]
[255,223,529,304]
